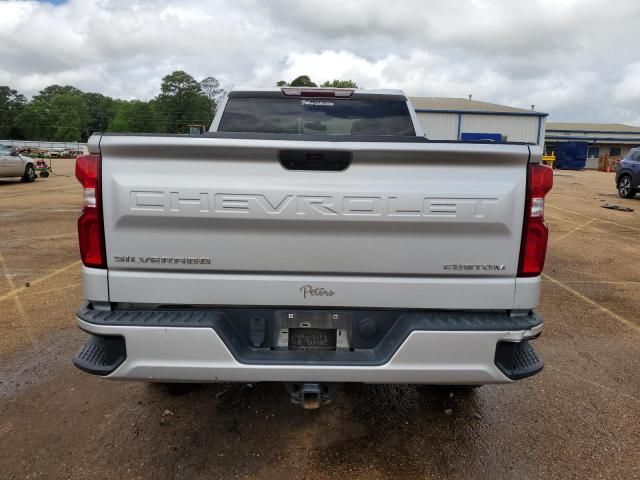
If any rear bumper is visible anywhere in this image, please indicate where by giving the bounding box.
[74,304,543,384]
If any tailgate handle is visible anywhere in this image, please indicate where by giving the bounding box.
[279,150,351,171]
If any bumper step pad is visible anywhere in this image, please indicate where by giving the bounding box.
[494,340,543,380]
[73,334,126,376]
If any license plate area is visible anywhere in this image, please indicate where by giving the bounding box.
[289,328,337,351]
[275,310,350,351]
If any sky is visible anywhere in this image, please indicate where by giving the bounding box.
[1,0,639,124]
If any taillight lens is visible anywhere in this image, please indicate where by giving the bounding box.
[518,163,553,277]
[75,154,106,268]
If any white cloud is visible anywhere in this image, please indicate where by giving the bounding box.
[0,0,639,124]
[280,50,513,100]
[614,62,640,103]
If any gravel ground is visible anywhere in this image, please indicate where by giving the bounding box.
[1,160,639,479]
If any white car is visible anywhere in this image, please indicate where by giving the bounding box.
[0,144,36,182]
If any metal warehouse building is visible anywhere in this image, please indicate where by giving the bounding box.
[545,122,640,168]
[410,97,548,144]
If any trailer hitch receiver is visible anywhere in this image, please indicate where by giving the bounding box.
[284,383,331,409]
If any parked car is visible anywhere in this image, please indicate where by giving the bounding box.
[47,148,65,158]
[72,87,552,408]
[0,144,36,182]
[616,147,640,198]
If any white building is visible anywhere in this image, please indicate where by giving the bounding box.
[410,97,548,144]
[545,122,640,166]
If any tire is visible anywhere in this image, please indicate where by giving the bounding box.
[39,171,49,178]
[21,164,36,183]
[617,174,636,199]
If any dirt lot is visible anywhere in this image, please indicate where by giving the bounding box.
[1,159,639,479]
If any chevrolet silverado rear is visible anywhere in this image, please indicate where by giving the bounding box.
[73,87,552,408]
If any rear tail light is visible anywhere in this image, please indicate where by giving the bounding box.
[281,88,354,98]
[518,163,553,277]
[75,154,106,268]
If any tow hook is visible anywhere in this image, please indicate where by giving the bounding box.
[284,383,331,409]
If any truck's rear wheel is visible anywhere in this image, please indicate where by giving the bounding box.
[21,164,36,182]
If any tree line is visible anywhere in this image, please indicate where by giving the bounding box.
[276,75,358,89]
[0,73,358,142]
[0,71,223,142]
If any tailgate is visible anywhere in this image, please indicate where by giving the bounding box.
[99,135,530,309]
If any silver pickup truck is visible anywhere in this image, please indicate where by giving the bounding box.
[73,87,552,408]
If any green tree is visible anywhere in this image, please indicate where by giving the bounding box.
[321,79,359,88]
[14,85,91,141]
[289,75,317,87]
[0,86,26,138]
[49,93,90,141]
[8,72,225,140]
[14,100,50,140]
[276,77,357,88]
[200,76,224,116]
[155,71,212,133]
[108,100,156,133]
[33,85,83,103]
[84,92,117,135]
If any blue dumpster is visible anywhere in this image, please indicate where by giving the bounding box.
[554,142,588,170]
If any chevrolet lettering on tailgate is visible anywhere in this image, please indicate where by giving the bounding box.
[129,191,498,219]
